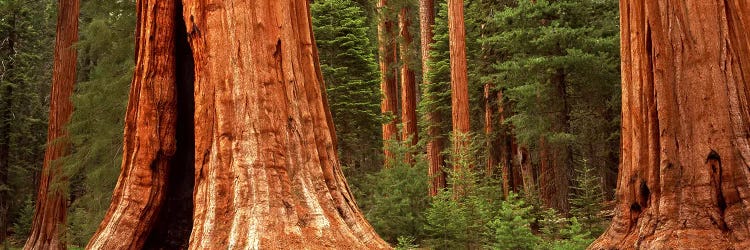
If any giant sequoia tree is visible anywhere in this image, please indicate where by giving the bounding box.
[448,0,470,170]
[24,0,79,249]
[399,4,418,164]
[85,0,389,249]
[592,0,750,249]
[378,0,400,164]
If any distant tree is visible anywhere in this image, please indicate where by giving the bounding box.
[569,162,604,236]
[0,0,55,244]
[24,0,79,249]
[64,0,136,245]
[398,3,418,164]
[312,0,382,170]
[419,0,450,196]
[484,0,619,211]
[447,0,470,172]
[377,0,400,165]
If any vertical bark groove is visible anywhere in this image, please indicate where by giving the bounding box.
[181,0,389,248]
[86,0,178,248]
[143,3,195,247]
[591,1,750,249]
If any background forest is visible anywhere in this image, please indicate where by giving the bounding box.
[0,0,619,249]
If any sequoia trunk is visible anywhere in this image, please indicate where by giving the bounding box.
[591,1,750,249]
[183,0,388,248]
[86,0,180,248]
[399,6,418,164]
[378,0,400,165]
[420,0,445,196]
[448,0,470,170]
[88,0,389,249]
[24,0,80,249]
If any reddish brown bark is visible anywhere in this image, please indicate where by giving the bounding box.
[538,138,569,212]
[88,0,389,249]
[399,6,418,164]
[420,0,445,196]
[518,146,535,196]
[495,90,520,196]
[378,0,400,165]
[484,84,499,177]
[504,137,524,196]
[86,0,179,248]
[24,1,79,249]
[448,0,470,171]
[591,1,750,249]
[183,0,388,247]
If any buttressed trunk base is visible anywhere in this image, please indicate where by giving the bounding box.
[591,1,750,249]
[87,0,389,249]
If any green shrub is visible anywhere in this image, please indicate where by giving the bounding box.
[355,140,430,244]
[488,192,540,250]
[10,196,34,242]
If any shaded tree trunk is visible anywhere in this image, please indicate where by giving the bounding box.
[378,0,399,165]
[591,1,750,249]
[24,0,79,249]
[399,6,418,164]
[87,0,390,249]
[484,85,495,175]
[518,146,535,196]
[420,0,445,196]
[497,91,523,196]
[448,0,470,170]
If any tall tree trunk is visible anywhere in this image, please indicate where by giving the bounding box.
[24,0,79,249]
[448,0,470,171]
[506,137,524,195]
[538,68,571,212]
[484,84,500,177]
[591,1,750,249]
[420,0,444,196]
[87,0,180,248]
[88,0,390,249]
[0,13,16,246]
[378,0,399,166]
[518,146,535,196]
[399,6,418,164]
[496,90,519,196]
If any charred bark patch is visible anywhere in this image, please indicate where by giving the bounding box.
[639,180,650,208]
[706,150,727,214]
[143,2,195,248]
[630,202,642,213]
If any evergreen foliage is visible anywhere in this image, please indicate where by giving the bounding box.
[0,0,55,243]
[482,0,620,190]
[353,141,429,244]
[417,0,450,156]
[488,192,539,250]
[63,0,136,245]
[424,165,502,249]
[311,0,383,171]
[569,161,605,236]
[0,0,624,248]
